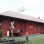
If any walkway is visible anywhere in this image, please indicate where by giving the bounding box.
[2,34,44,40]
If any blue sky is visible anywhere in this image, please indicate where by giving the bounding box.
[0,0,44,19]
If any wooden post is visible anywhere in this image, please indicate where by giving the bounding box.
[11,21,14,40]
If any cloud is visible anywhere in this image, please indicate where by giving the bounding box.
[0,6,9,13]
[19,0,42,7]
[29,13,44,19]
[0,5,17,13]
[41,0,44,2]
[0,0,17,13]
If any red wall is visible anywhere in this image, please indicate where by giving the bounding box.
[26,22,36,34]
[19,22,26,35]
[14,20,19,32]
[36,24,42,33]
[3,18,10,36]
[26,22,42,34]
[2,18,42,36]
[2,18,19,36]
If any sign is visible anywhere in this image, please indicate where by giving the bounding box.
[11,21,14,29]
[30,26,33,28]
[7,31,9,36]
[0,23,2,25]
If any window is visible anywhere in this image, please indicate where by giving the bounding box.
[42,24,44,30]
[36,24,38,30]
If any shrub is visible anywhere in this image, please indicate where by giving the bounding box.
[0,30,2,38]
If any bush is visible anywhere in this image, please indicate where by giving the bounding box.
[0,30,2,38]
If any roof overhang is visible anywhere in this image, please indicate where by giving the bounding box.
[0,11,44,23]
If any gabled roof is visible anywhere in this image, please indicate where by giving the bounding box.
[0,11,44,23]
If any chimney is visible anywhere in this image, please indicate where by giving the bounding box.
[38,17,40,19]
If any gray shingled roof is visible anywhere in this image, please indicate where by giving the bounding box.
[0,11,44,23]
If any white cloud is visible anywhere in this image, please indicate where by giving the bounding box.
[19,0,42,7]
[0,6,9,13]
[41,0,44,2]
[0,5,17,13]
[0,0,17,13]
[29,13,44,20]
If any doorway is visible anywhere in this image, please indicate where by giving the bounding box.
[36,24,41,34]
[18,21,26,35]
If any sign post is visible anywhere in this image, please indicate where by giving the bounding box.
[10,21,14,40]
[7,31,9,40]
[7,31,9,36]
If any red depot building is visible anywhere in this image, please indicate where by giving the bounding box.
[0,11,44,37]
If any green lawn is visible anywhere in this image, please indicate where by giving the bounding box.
[29,36,44,44]
[17,36,44,44]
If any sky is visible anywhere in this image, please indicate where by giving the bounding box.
[0,0,44,19]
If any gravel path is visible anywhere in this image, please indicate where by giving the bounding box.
[2,34,44,40]
[0,34,44,44]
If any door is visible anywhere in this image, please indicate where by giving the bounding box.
[19,21,26,35]
[36,24,41,34]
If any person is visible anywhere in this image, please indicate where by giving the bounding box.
[17,29,21,33]
[26,32,29,41]
[26,32,29,36]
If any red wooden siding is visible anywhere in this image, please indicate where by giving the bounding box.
[3,19,19,36]
[19,22,26,35]
[26,22,36,34]
[36,24,42,33]
[2,17,43,36]
[14,20,19,32]
[2,18,10,36]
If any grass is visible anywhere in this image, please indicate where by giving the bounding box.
[16,36,44,44]
[29,36,44,44]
